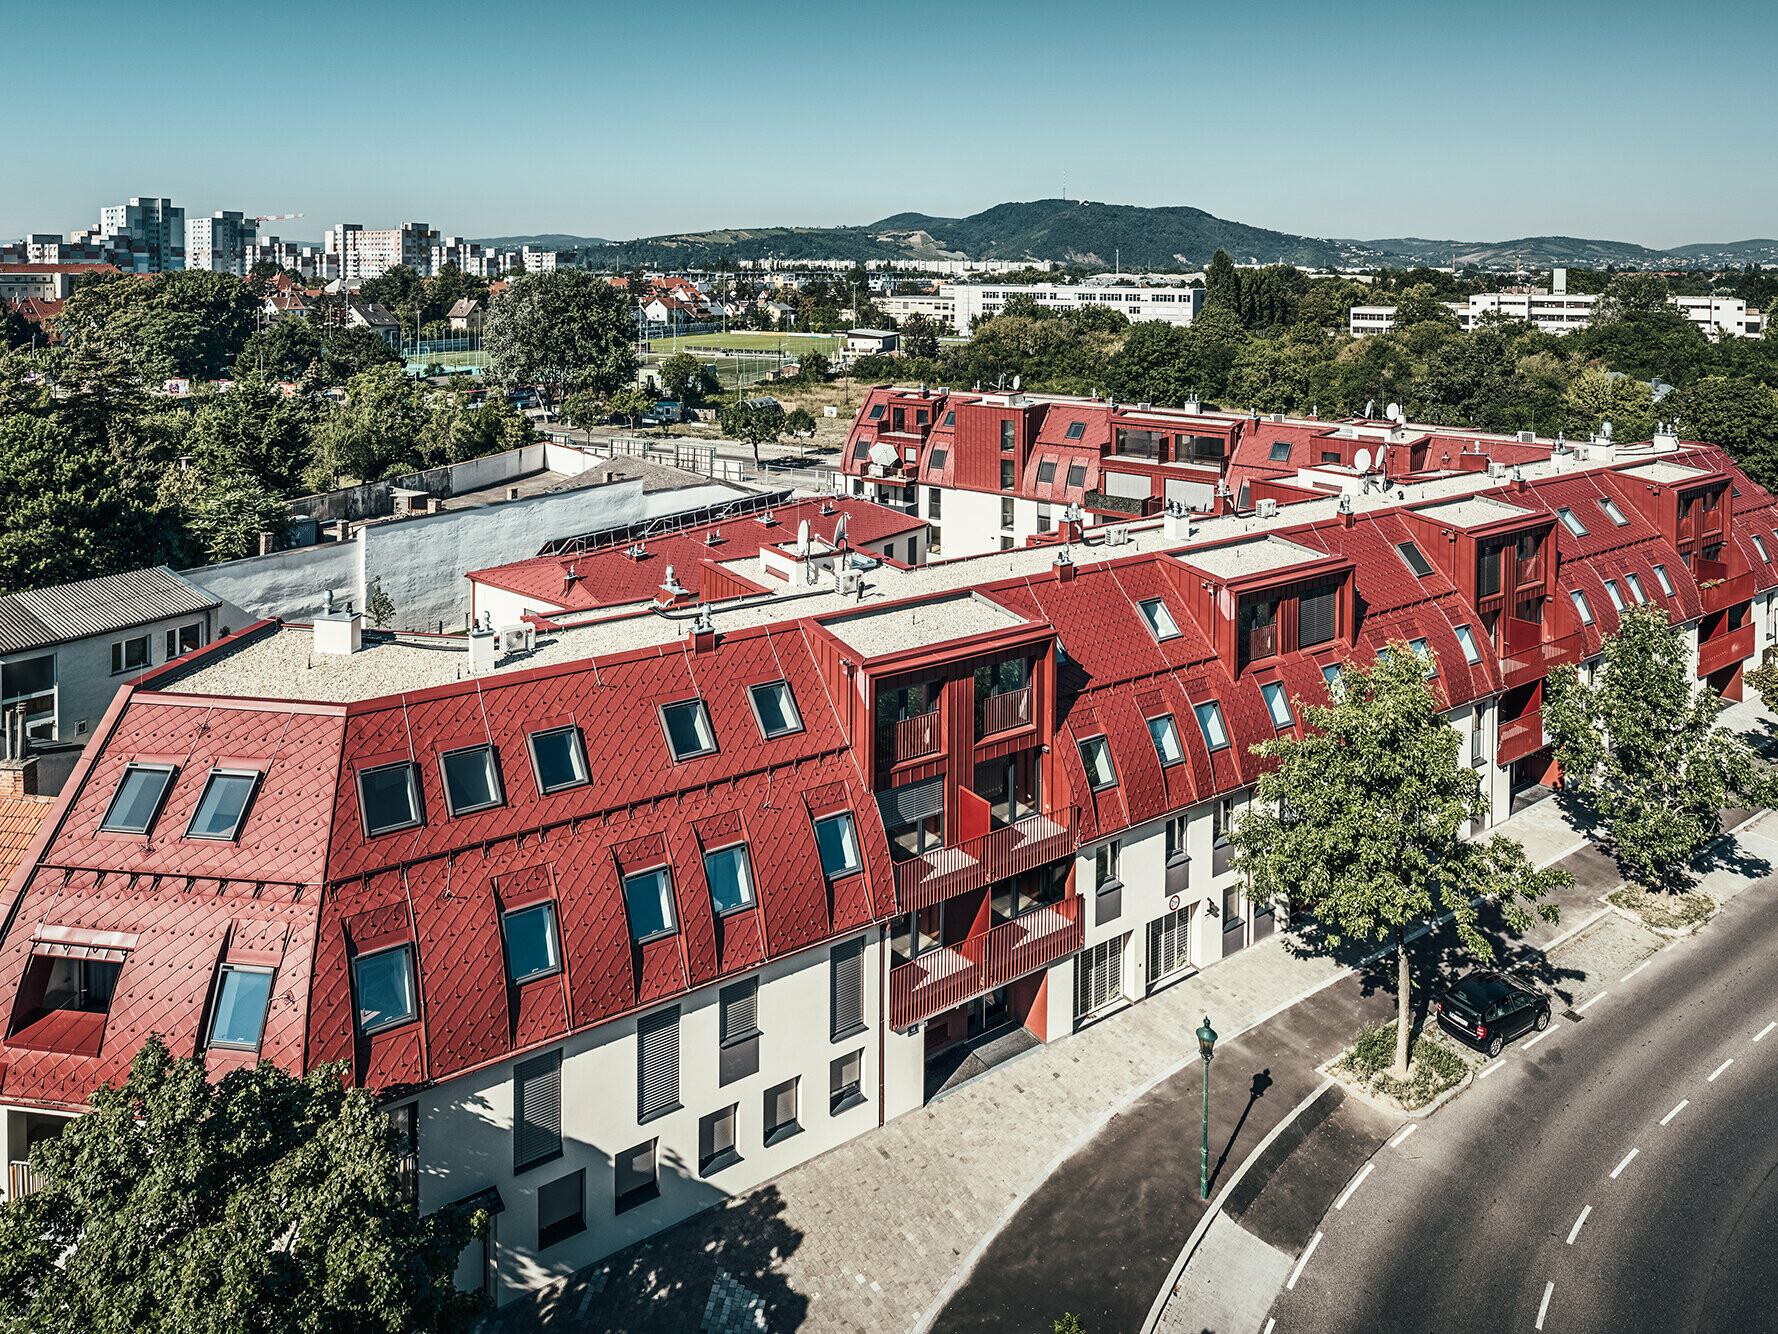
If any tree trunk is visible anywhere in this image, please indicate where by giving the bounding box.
[1393,927,1411,1081]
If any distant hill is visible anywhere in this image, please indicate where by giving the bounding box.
[472,233,610,249]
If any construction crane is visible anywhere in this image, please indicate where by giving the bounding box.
[253,212,304,223]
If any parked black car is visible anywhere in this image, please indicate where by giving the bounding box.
[1435,969,1550,1057]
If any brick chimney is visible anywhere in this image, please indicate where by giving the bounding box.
[0,708,37,796]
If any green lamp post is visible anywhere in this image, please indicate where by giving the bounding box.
[1197,1015,1218,1199]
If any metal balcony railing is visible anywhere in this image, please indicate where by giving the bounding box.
[877,711,941,766]
[895,805,1078,911]
[1497,712,1548,765]
[1696,562,1756,616]
[1501,622,1585,687]
[889,896,1083,1029]
[1698,623,1756,679]
[976,685,1033,738]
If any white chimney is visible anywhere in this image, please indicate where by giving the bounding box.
[467,611,498,674]
[1163,504,1192,540]
[312,589,362,655]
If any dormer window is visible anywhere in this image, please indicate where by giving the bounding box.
[623,867,678,943]
[1397,542,1434,578]
[1194,702,1230,753]
[1652,564,1674,597]
[1268,441,1291,463]
[929,447,949,469]
[503,902,562,982]
[1408,638,1436,677]
[1148,714,1185,766]
[1557,507,1588,537]
[748,681,803,739]
[1755,536,1771,563]
[942,411,954,427]
[1604,580,1625,611]
[661,699,717,761]
[704,844,757,914]
[1078,735,1118,791]
[813,813,862,879]
[1322,663,1346,701]
[358,762,422,836]
[352,945,418,1035]
[1570,590,1594,625]
[1454,624,1483,664]
[1066,462,1087,489]
[440,745,503,817]
[185,769,260,841]
[1625,573,1647,603]
[100,763,176,835]
[528,726,589,794]
[1037,459,1057,484]
[1598,497,1629,526]
[1260,681,1294,728]
[1065,420,1086,440]
[207,964,274,1049]
[1139,598,1181,642]
[1299,585,1339,649]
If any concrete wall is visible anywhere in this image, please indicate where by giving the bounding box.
[289,445,548,524]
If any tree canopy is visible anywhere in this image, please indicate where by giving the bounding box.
[484,269,638,400]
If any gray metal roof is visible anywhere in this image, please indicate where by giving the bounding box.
[0,566,220,656]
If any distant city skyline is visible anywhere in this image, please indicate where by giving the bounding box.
[10,0,1778,250]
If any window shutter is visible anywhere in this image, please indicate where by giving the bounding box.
[876,777,943,830]
[637,1006,680,1122]
[513,1051,561,1171]
[719,981,757,1043]
[830,937,865,1040]
[1073,936,1125,1019]
[1299,585,1337,647]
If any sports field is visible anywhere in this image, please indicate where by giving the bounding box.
[643,331,843,357]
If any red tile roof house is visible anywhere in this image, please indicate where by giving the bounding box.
[0,428,1773,1307]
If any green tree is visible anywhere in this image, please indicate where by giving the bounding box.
[1561,365,1656,443]
[0,301,37,352]
[785,407,817,436]
[0,1037,483,1334]
[899,314,945,360]
[316,364,427,482]
[423,391,536,464]
[1231,649,1565,1077]
[719,398,787,464]
[659,350,706,402]
[484,270,639,403]
[798,349,832,382]
[159,467,291,564]
[1544,604,1775,888]
[1204,249,1240,316]
[233,317,324,382]
[366,579,396,630]
[561,388,606,430]
[187,377,316,495]
[320,326,401,382]
[1665,375,1778,490]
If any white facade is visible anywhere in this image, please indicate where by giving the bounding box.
[878,293,956,323]
[1671,295,1763,339]
[184,211,258,277]
[945,283,1206,335]
[326,222,442,278]
[1351,291,1764,339]
[87,197,184,271]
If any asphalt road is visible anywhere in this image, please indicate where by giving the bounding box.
[1267,870,1778,1334]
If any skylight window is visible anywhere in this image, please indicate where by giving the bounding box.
[1598,497,1629,526]
[207,964,274,1049]
[748,681,803,739]
[941,411,954,427]
[813,813,862,878]
[528,726,589,794]
[1454,624,1483,664]
[660,700,717,761]
[357,762,421,836]
[1570,590,1594,625]
[623,867,678,942]
[1604,580,1624,611]
[1066,462,1087,489]
[1557,507,1588,537]
[1037,459,1057,484]
[1194,701,1230,752]
[1260,680,1294,728]
[1078,735,1118,791]
[1409,638,1436,677]
[503,902,561,982]
[1396,541,1434,578]
[852,441,870,461]
[100,763,176,834]
[1652,564,1674,596]
[1065,420,1086,440]
[440,745,503,816]
[1755,536,1771,563]
[704,844,757,915]
[185,769,258,841]
[1322,663,1346,701]
[1138,598,1181,642]
[1148,714,1185,766]
[1269,441,1291,463]
[867,404,885,420]
[928,447,949,469]
[1625,573,1647,603]
[352,945,417,1035]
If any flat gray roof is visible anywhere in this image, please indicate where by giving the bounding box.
[1620,460,1709,485]
[1185,536,1327,580]
[1414,494,1535,528]
[821,594,1026,658]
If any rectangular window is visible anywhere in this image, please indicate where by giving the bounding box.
[1260,680,1293,728]
[527,726,589,794]
[1036,503,1052,533]
[1139,598,1181,641]
[101,763,176,834]
[1625,573,1647,603]
[1148,713,1185,766]
[1756,536,1771,563]
[357,762,422,836]
[1322,662,1345,700]
[1194,701,1230,752]
[206,964,274,1049]
[1268,441,1291,463]
[927,487,942,519]
[623,867,677,942]
[110,635,150,675]
[185,769,259,840]
[513,1050,562,1172]
[165,623,203,658]
[1094,839,1120,889]
[440,745,503,816]
[537,1168,586,1247]
[1320,451,1341,464]
[1147,906,1193,985]
[1604,580,1624,611]
[929,447,949,468]
[1000,420,1015,451]
[1065,420,1086,440]
[1078,735,1118,791]
[830,937,865,1040]
[830,1050,865,1114]
[764,1077,801,1146]
[389,1103,418,1209]
[699,1105,740,1176]
[744,680,802,739]
[1037,459,1057,484]
[1298,585,1338,648]
[637,1005,681,1121]
[660,699,717,761]
[1557,506,1588,537]
[1653,564,1674,597]
[503,901,561,983]
[1397,541,1434,578]
[1074,936,1125,1019]
[1408,638,1436,677]
[352,945,416,1036]
[1165,814,1188,862]
[704,844,756,915]
[1001,459,1016,490]
[1454,623,1482,664]
[814,812,862,878]
[1598,497,1629,526]
[615,1139,659,1214]
[1066,462,1087,489]
[1570,590,1594,625]
[867,404,884,420]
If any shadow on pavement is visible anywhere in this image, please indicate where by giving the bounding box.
[1210,1068,1275,1192]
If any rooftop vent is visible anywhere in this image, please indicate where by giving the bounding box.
[759,509,777,526]
[625,542,648,561]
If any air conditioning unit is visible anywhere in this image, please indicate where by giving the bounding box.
[497,623,536,655]
[835,568,862,595]
[1485,462,1507,479]
[1256,498,1279,518]
[1271,412,1286,423]
[1517,431,1536,443]
[1104,525,1131,546]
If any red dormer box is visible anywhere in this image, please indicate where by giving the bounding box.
[1400,492,1560,643]
[1166,535,1356,681]
[1603,457,1739,597]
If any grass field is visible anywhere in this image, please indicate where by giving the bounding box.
[643,331,844,357]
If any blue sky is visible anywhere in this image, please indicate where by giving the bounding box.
[10,0,1775,248]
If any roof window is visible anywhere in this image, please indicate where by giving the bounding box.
[661,699,717,762]
[1194,701,1230,752]
[1652,564,1674,597]
[503,902,562,983]
[928,447,949,469]
[352,945,417,1035]
[1397,541,1434,578]
[942,411,954,427]
[1066,462,1088,489]
[1755,536,1771,563]
[1037,459,1057,484]
[1604,580,1624,611]
[8,953,124,1056]
[207,964,274,1049]
[185,769,260,841]
[1557,506,1588,537]
[704,844,757,915]
[1454,624,1482,664]
[813,812,862,879]
[1570,590,1594,625]
[1078,735,1118,791]
[1148,713,1185,766]
[623,867,678,943]
[1322,663,1346,701]
[1269,441,1292,463]
[1065,420,1086,440]
[528,726,589,794]
[1625,573,1647,603]
[1408,638,1436,677]
[1260,680,1294,728]
[748,681,803,739]
[440,745,503,817]
[1138,598,1181,642]
[1598,497,1629,526]
[100,763,176,835]
[867,404,885,420]
[357,762,422,836]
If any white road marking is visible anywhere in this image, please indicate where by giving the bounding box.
[577,1285,594,1316]
[1479,1060,1507,1079]
[1536,1281,1555,1330]
[1524,1030,1553,1051]
[1390,1123,1418,1149]
[1335,1162,1375,1210]
[1661,1099,1689,1126]
[1622,960,1652,982]
[1264,1321,1276,1334]
[1577,992,1607,1012]
[1611,1148,1639,1179]
[1757,1022,1776,1042]
[1709,1059,1733,1082]
[1286,1232,1323,1290]
[1566,1205,1592,1244]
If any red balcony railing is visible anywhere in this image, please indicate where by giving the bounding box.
[1501,622,1585,687]
[1697,562,1756,616]
[878,711,941,766]
[976,685,1033,738]
[1698,623,1756,678]
[895,805,1079,911]
[889,896,1083,1029]
[1497,712,1547,765]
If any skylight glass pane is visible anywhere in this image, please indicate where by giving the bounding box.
[1558,507,1588,537]
[929,447,949,468]
[1397,542,1434,577]
[1037,460,1057,483]
[1626,574,1646,603]
[529,727,588,793]
[1140,599,1180,641]
[186,770,256,840]
[1066,462,1087,489]
[750,682,801,738]
[1604,581,1624,610]
[359,763,420,835]
[1756,536,1771,562]
[1653,565,1673,596]
[704,845,756,914]
[1598,497,1628,526]
[623,868,677,941]
[1148,714,1184,765]
[814,814,861,877]
[504,902,561,982]
[353,947,416,1033]
[441,746,501,815]
[1194,701,1229,751]
[662,700,716,760]
[1261,681,1293,728]
[1410,638,1436,676]
[1322,664,1346,700]
[208,965,273,1048]
[1570,590,1594,625]
[1079,736,1117,790]
[1269,441,1291,462]
[1065,421,1085,439]
[101,764,175,834]
[1454,624,1482,664]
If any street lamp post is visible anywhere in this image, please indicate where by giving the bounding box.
[1197,1015,1218,1199]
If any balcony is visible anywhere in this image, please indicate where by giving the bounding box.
[976,685,1033,739]
[1497,712,1548,765]
[895,805,1079,911]
[889,896,1083,1029]
[1500,620,1585,688]
[1698,622,1756,679]
[1696,560,1756,616]
[878,711,941,766]
[7,1162,41,1200]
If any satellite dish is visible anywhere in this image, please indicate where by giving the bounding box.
[1386,403,1403,423]
[796,520,810,554]
[832,513,849,549]
[1012,375,1021,391]
[868,440,899,468]
[1354,447,1373,473]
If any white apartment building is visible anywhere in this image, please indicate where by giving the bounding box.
[877,292,956,323]
[945,283,1206,334]
[431,236,517,278]
[184,211,258,277]
[1352,287,1764,340]
[75,198,184,272]
[1671,295,1764,339]
[326,222,442,279]
[243,237,337,280]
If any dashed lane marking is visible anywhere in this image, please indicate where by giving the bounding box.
[1661,1099,1689,1126]
[1524,1030,1553,1051]
[1621,960,1652,982]
[1286,1232,1323,1291]
[1756,1022,1776,1042]
[1566,1205,1592,1245]
[1479,1060,1507,1079]
[1390,1123,1418,1149]
[1709,1059,1733,1082]
[1264,1321,1275,1334]
[1536,1281,1555,1330]
[1577,992,1607,1012]
[1335,1162,1374,1210]
[1611,1148,1639,1179]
